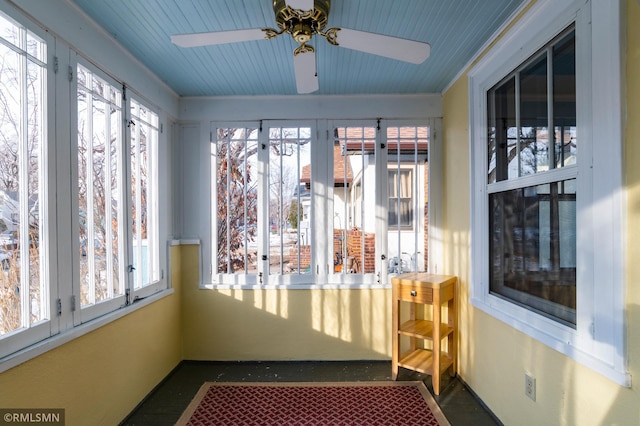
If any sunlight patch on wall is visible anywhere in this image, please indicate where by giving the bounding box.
[253,289,289,319]
[359,290,390,355]
[311,289,352,342]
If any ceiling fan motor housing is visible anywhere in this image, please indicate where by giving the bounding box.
[273,0,331,44]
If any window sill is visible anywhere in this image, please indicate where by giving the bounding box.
[0,288,174,374]
[200,283,390,291]
[470,295,632,388]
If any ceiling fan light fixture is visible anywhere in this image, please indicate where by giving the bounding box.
[291,21,313,43]
[273,0,330,37]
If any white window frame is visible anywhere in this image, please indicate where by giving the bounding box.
[127,95,164,299]
[325,119,382,287]
[209,120,320,288]
[205,118,439,289]
[0,9,56,359]
[71,57,165,323]
[209,121,268,287]
[388,168,414,229]
[468,0,629,385]
[71,56,126,323]
[384,120,430,276]
[260,120,317,287]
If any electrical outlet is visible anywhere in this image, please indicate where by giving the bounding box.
[525,373,536,401]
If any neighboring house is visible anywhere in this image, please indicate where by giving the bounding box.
[298,130,428,274]
[0,190,18,232]
[0,190,40,245]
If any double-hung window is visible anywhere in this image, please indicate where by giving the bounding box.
[469,0,628,385]
[487,27,577,326]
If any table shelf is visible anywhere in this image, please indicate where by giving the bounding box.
[398,319,454,340]
[397,349,455,376]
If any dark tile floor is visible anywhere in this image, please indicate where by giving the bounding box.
[120,361,501,425]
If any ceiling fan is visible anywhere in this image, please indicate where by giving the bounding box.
[171,0,431,94]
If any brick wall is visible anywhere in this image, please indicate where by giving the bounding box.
[287,244,311,271]
[345,228,375,273]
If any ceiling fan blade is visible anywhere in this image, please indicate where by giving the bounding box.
[293,50,319,94]
[171,28,266,48]
[334,28,430,64]
[285,0,314,10]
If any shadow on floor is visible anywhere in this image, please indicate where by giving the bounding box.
[120,361,501,425]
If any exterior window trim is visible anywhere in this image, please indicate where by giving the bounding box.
[468,0,629,386]
[388,166,416,231]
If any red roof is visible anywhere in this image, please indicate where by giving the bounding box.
[300,143,353,185]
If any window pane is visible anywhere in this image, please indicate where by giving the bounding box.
[489,179,576,326]
[0,12,20,47]
[520,53,549,176]
[26,30,46,62]
[488,76,516,183]
[553,30,576,167]
[332,126,376,275]
[0,13,47,335]
[130,98,159,288]
[388,170,413,227]
[215,127,259,274]
[268,127,311,275]
[489,28,575,185]
[386,126,428,274]
[0,44,22,335]
[77,64,124,306]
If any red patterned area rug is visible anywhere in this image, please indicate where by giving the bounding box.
[175,381,450,426]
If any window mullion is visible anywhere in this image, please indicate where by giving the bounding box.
[225,133,231,274]
[515,71,521,178]
[375,121,389,281]
[395,144,401,268]
[278,139,284,275]
[547,45,555,169]
[134,117,142,287]
[18,37,30,327]
[86,89,96,305]
[360,134,366,272]
[243,139,248,274]
[413,137,419,271]
[295,141,301,273]
[257,127,269,284]
[104,102,114,299]
[117,109,125,295]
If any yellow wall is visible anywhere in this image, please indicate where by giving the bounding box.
[441,1,640,424]
[180,246,390,360]
[0,246,183,426]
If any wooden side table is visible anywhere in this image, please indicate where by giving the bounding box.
[391,273,457,395]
